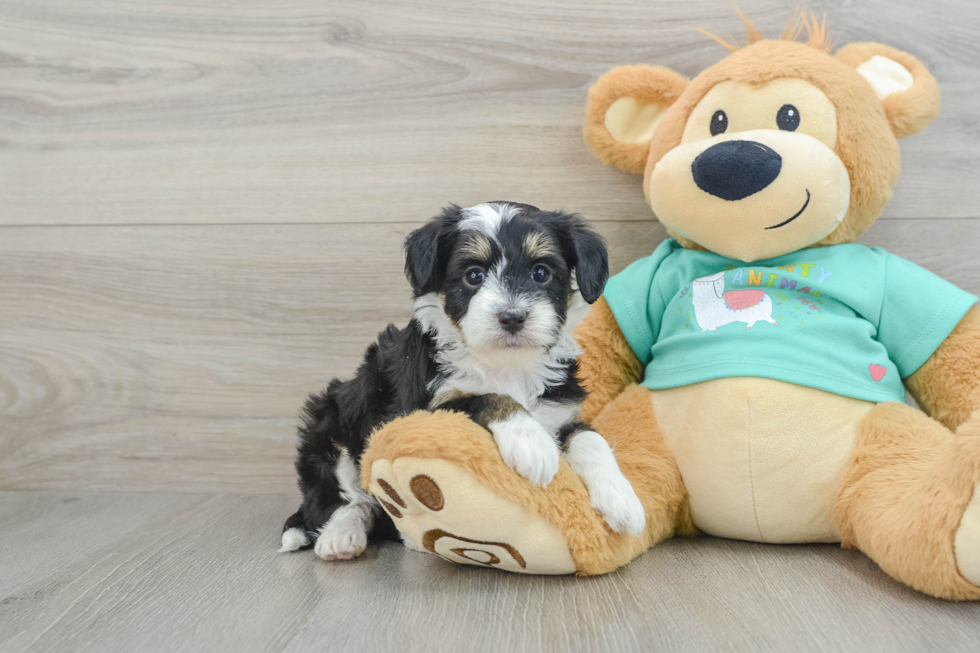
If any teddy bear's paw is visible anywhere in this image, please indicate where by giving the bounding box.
[955,481,980,587]
[488,413,560,486]
[400,532,425,552]
[368,457,576,574]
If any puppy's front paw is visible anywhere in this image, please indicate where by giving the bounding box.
[586,473,646,536]
[490,413,560,486]
[566,430,646,536]
[314,525,367,561]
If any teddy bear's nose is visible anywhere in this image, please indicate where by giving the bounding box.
[692,140,782,201]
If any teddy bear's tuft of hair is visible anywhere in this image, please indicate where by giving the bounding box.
[694,6,831,54]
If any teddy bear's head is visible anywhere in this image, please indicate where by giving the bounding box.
[583,13,940,262]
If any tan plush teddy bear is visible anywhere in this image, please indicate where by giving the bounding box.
[360,13,980,600]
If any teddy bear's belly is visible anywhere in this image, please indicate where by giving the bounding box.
[649,377,875,543]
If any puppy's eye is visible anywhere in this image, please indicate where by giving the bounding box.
[464,267,485,287]
[710,110,728,136]
[777,104,800,131]
[530,265,550,283]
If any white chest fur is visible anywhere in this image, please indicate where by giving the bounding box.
[528,401,580,437]
[416,293,583,437]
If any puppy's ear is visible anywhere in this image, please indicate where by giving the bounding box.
[404,204,462,295]
[836,43,940,139]
[559,214,608,305]
[584,65,689,174]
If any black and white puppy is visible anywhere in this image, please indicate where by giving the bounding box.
[280,202,645,561]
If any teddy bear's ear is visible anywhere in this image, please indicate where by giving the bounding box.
[584,65,689,174]
[836,43,941,140]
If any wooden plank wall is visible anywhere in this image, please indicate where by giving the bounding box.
[2,0,979,493]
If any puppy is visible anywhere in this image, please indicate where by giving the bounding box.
[279,202,646,561]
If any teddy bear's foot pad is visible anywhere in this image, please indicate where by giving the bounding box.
[955,482,980,586]
[369,457,576,574]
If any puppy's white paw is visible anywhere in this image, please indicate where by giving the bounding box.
[586,473,646,536]
[278,527,309,553]
[490,412,560,486]
[565,430,646,536]
[314,524,367,561]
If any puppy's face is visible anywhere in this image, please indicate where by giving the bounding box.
[405,202,608,365]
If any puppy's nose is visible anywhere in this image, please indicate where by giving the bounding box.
[498,309,527,334]
[692,140,782,201]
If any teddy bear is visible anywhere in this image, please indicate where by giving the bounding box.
[358,13,980,600]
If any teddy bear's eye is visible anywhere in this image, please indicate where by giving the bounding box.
[777,104,800,131]
[710,110,728,136]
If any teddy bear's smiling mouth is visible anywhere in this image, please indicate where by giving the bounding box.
[764,189,811,230]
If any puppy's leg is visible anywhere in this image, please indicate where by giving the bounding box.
[562,425,646,536]
[315,502,375,560]
[313,447,378,561]
[435,393,560,486]
[282,420,343,553]
[279,508,314,553]
[491,411,562,487]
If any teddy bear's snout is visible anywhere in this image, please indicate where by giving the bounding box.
[692,140,782,201]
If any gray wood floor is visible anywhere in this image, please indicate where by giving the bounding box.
[2,0,980,651]
[3,491,980,653]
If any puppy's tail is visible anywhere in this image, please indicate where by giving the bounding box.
[278,508,318,552]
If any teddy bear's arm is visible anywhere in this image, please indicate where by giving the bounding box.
[573,296,645,424]
[905,305,980,431]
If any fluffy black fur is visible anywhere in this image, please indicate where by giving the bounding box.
[284,321,439,546]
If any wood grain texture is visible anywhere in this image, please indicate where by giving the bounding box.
[1,219,978,494]
[2,1,979,648]
[1,490,979,653]
[0,220,661,493]
[0,0,978,226]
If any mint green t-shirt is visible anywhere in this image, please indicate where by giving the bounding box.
[604,239,977,404]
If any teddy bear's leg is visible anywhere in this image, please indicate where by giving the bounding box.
[360,385,692,575]
[587,386,696,553]
[834,403,980,600]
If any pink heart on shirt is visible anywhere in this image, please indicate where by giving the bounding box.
[869,364,887,382]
